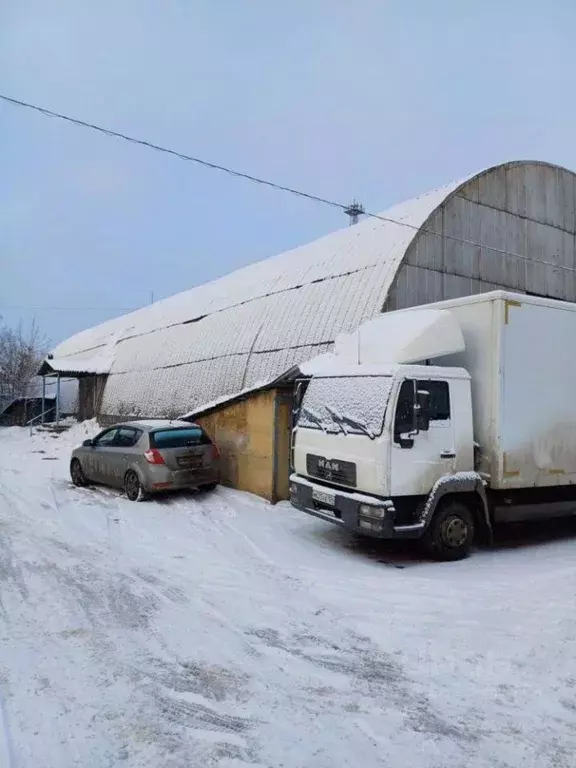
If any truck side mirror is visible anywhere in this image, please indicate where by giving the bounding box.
[415,390,430,432]
[293,378,310,425]
[397,433,415,449]
[294,381,303,408]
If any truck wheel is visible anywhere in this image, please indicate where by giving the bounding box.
[422,501,475,561]
[124,470,147,502]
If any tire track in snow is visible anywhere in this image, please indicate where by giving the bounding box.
[48,479,125,561]
[157,694,252,734]
[17,477,258,762]
[0,683,16,768]
[205,504,481,747]
[128,653,258,759]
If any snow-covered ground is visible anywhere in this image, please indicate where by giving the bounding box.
[1,424,576,768]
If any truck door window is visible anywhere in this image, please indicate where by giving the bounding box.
[417,380,450,422]
[394,380,415,442]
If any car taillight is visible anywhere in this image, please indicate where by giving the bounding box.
[144,448,165,465]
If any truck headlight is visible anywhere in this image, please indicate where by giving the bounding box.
[359,504,387,519]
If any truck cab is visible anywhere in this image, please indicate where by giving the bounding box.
[290,363,486,560]
[291,291,576,560]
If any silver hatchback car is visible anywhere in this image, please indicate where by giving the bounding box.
[70,420,220,501]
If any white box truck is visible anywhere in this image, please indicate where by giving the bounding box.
[289,291,576,560]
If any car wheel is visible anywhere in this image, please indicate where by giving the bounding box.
[124,470,147,502]
[70,458,88,487]
[422,500,475,561]
[199,482,218,492]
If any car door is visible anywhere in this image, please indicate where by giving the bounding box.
[105,427,142,488]
[389,378,455,496]
[88,427,119,484]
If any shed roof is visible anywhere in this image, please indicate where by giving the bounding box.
[37,356,112,377]
[0,394,56,417]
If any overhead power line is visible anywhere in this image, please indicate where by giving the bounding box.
[0,93,342,211]
[0,91,571,274]
[0,304,137,312]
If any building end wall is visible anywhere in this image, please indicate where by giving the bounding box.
[196,389,278,501]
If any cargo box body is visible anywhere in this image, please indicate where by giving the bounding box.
[429,291,576,490]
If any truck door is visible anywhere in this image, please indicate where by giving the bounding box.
[389,378,455,496]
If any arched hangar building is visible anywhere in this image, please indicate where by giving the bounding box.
[41,160,576,500]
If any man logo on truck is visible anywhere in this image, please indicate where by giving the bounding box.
[318,458,340,479]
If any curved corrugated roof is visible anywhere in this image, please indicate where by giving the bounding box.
[50,177,461,415]
[56,180,458,356]
[58,159,576,416]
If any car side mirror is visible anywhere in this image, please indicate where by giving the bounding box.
[416,390,430,432]
[82,439,94,447]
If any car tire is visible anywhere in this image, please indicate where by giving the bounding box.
[124,470,147,502]
[199,482,218,492]
[421,500,475,561]
[70,458,88,487]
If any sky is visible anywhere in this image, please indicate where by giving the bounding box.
[2,0,576,347]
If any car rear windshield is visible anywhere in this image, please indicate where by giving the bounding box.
[150,427,211,449]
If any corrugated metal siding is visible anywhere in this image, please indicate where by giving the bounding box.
[386,162,576,311]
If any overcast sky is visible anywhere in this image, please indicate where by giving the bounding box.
[2,1,576,346]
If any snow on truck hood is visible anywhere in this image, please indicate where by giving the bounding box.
[301,309,464,374]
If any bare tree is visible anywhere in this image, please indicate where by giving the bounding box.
[0,319,49,405]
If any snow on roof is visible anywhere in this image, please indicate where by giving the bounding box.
[38,354,112,376]
[299,360,471,380]
[123,419,194,429]
[331,308,465,366]
[0,395,56,417]
[181,378,279,419]
[38,329,126,377]
[46,175,464,417]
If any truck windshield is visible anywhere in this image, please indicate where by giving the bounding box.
[298,376,393,438]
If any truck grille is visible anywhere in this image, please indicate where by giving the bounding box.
[306,454,357,488]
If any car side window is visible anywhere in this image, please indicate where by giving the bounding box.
[394,379,415,441]
[416,380,450,422]
[115,427,142,448]
[93,428,118,447]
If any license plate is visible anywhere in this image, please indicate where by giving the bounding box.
[177,456,202,468]
[312,488,335,507]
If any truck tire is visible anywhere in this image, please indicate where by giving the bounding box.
[422,500,475,561]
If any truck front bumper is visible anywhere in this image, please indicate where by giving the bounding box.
[289,474,425,540]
